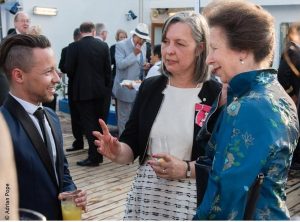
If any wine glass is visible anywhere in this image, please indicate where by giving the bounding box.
[147,136,169,162]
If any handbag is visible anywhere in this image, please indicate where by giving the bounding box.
[243,173,264,220]
[195,156,212,206]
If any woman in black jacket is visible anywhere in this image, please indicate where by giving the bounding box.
[93,11,221,220]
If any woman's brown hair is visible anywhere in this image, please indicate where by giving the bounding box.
[204,0,275,65]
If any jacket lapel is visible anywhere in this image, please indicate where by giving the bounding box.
[192,79,222,159]
[126,38,134,52]
[4,95,58,186]
[44,109,64,190]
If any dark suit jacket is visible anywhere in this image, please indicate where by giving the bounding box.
[64,36,111,101]
[59,46,74,97]
[7,28,17,36]
[278,41,300,98]
[120,75,222,164]
[1,95,76,220]
[0,72,9,106]
[59,46,67,74]
[110,44,116,82]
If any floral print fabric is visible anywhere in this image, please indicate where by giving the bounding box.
[194,69,299,220]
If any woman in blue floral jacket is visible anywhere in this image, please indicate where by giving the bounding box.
[194,0,299,220]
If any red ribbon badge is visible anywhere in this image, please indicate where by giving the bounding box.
[195,103,211,127]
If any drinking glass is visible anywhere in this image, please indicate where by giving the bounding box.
[61,191,82,220]
[147,136,169,162]
[19,208,46,221]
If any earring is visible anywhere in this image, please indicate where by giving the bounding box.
[239,59,244,64]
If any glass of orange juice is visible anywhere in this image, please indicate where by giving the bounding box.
[61,191,82,220]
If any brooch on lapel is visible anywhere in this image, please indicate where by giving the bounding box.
[195,103,211,127]
[227,97,241,116]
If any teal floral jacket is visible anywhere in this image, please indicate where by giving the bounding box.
[194,69,299,220]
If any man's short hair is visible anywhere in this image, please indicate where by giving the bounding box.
[79,22,95,33]
[95,23,107,36]
[73,28,81,40]
[14,11,29,23]
[0,34,51,81]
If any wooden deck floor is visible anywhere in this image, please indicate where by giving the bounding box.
[58,112,300,220]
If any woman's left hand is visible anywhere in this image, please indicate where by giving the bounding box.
[147,154,187,179]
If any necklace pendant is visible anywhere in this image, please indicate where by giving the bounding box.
[227,98,241,116]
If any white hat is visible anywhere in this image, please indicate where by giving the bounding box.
[130,23,150,41]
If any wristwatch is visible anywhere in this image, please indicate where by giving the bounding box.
[185,161,191,178]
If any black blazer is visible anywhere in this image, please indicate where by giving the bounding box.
[120,75,222,164]
[7,28,17,36]
[110,44,116,79]
[64,36,111,101]
[59,46,75,95]
[58,46,67,74]
[278,41,300,98]
[0,72,9,106]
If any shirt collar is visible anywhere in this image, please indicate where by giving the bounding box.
[10,93,41,115]
[154,61,161,66]
[291,41,300,48]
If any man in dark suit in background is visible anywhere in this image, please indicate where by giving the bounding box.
[65,22,111,166]
[0,34,87,220]
[59,28,84,151]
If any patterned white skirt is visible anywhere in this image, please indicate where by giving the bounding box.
[123,164,197,220]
